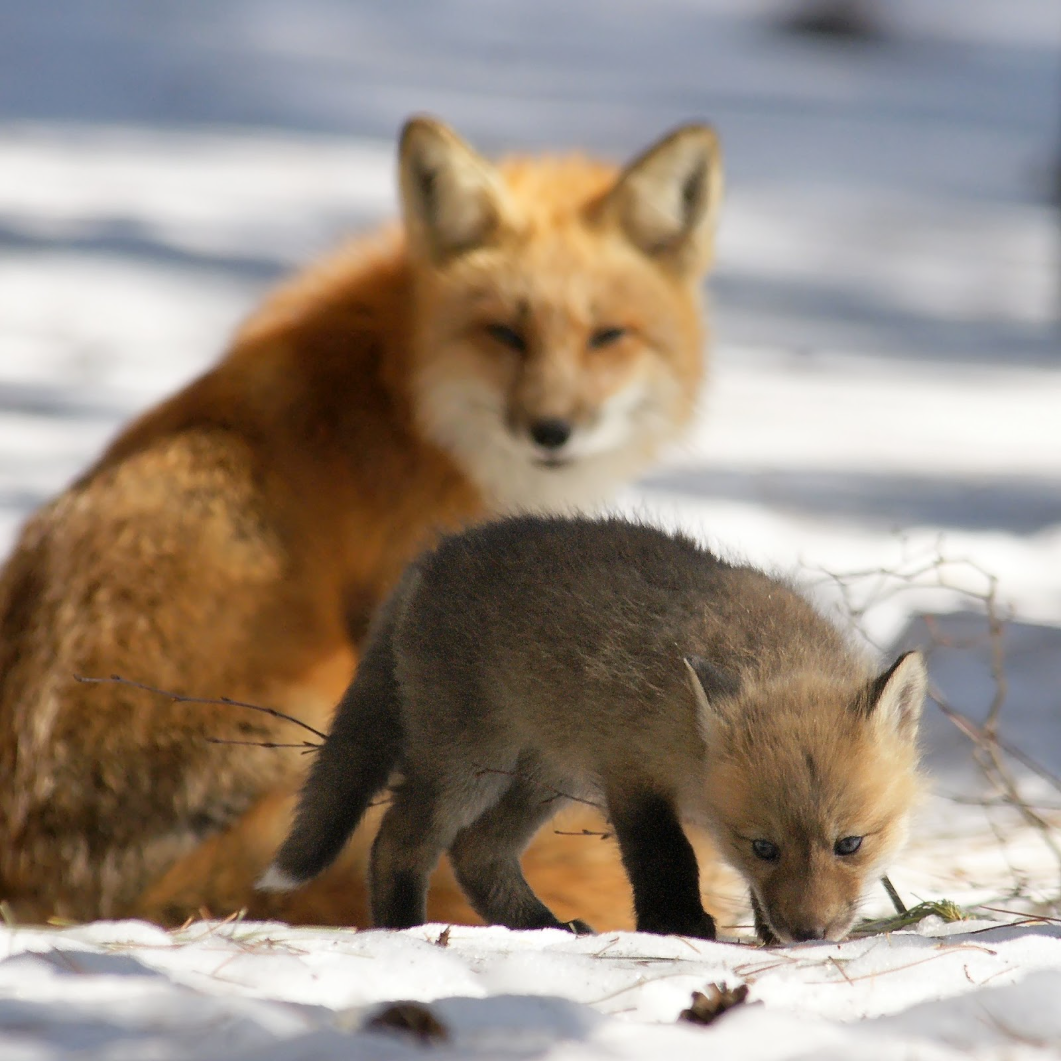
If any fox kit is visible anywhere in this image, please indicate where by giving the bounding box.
[263,515,926,943]
[0,118,723,925]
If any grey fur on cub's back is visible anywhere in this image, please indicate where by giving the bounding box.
[407,515,858,753]
[261,514,925,944]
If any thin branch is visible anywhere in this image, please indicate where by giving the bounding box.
[941,792,1061,812]
[933,691,1061,876]
[935,700,1061,798]
[974,905,1061,924]
[204,737,319,753]
[74,674,328,740]
[881,876,907,916]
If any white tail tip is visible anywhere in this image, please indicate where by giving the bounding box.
[256,864,302,893]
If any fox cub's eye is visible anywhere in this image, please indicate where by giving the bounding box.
[834,835,863,856]
[751,839,780,862]
[588,326,627,349]
[485,323,528,354]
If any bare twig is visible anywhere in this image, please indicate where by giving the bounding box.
[974,905,1061,924]
[204,737,319,753]
[881,876,907,916]
[935,687,1061,879]
[74,673,328,741]
[941,793,1061,812]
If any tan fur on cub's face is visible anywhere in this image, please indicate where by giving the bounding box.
[698,665,924,943]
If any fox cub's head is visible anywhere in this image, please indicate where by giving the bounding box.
[399,116,723,512]
[686,652,927,943]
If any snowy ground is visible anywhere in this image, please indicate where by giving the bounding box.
[1,0,1060,1057]
[5,916,1061,1060]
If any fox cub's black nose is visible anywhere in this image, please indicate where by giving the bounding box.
[529,418,572,450]
[790,925,827,942]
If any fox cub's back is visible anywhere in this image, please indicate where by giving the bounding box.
[404,515,857,711]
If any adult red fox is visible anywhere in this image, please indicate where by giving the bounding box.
[0,116,723,927]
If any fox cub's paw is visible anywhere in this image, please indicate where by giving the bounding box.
[564,919,596,936]
[637,910,717,941]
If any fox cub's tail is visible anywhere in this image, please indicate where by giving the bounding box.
[257,601,404,892]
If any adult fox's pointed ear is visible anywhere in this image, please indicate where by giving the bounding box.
[865,651,927,740]
[684,655,739,749]
[399,116,509,262]
[601,123,723,275]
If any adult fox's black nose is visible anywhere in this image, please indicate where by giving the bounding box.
[529,418,572,450]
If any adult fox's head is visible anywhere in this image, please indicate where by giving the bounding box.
[687,651,927,943]
[399,116,723,512]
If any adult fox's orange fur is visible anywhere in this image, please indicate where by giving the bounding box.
[0,116,724,927]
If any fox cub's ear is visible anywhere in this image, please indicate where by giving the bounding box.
[684,655,739,748]
[603,123,723,275]
[399,116,509,262]
[867,651,927,740]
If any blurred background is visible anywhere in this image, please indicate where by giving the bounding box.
[1,0,1056,360]
[0,0,1059,910]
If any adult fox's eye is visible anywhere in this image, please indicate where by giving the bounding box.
[588,326,627,349]
[485,323,528,354]
[834,835,863,856]
[751,839,779,862]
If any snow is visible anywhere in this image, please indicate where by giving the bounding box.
[4,918,1061,1059]
[2,0,1060,1057]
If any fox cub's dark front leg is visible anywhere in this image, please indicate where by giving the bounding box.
[608,790,716,940]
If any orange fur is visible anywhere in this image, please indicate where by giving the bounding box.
[0,117,722,926]
[700,667,924,941]
[137,799,739,932]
